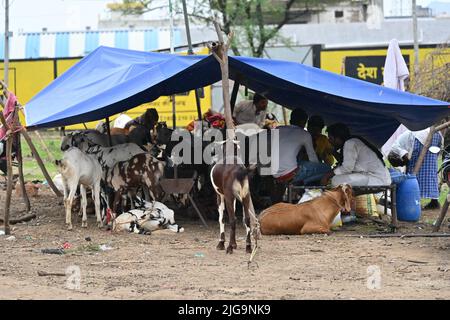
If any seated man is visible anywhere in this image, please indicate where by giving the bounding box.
[233,93,268,127]
[388,128,442,210]
[272,109,331,186]
[321,123,391,187]
[307,115,335,166]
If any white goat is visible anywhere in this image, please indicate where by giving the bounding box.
[56,147,103,230]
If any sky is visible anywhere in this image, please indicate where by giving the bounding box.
[0,0,448,34]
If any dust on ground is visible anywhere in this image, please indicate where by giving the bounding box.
[0,187,449,300]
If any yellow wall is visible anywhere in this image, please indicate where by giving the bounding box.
[1,48,211,130]
[320,47,449,80]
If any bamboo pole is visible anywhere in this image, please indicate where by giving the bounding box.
[16,128,30,212]
[21,128,62,197]
[413,125,436,174]
[34,130,56,163]
[105,117,112,147]
[210,22,235,159]
[4,135,13,235]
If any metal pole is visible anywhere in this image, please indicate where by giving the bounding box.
[169,0,176,129]
[181,0,202,121]
[4,0,10,86]
[181,0,193,55]
[412,0,419,79]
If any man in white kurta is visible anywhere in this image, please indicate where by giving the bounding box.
[233,93,268,127]
[322,123,391,187]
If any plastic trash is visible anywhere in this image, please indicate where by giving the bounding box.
[6,236,16,241]
[0,230,5,236]
[99,244,113,251]
[194,253,205,258]
[342,214,357,224]
[62,242,72,249]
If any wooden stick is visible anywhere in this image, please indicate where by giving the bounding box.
[413,125,436,174]
[105,117,112,147]
[435,120,450,132]
[432,197,449,232]
[345,233,450,238]
[0,213,36,224]
[34,130,56,163]
[37,271,66,277]
[4,134,13,235]
[89,260,144,266]
[21,128,63,197]
[16,132,30,212]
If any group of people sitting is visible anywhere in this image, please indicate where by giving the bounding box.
[231,92,442,210]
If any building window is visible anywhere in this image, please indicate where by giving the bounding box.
[335,10,344,18]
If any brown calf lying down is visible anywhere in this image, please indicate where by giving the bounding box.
[259,184,352,235]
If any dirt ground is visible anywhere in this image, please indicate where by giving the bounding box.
[0,187,449,300]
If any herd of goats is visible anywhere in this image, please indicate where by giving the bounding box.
[55,122,353,254]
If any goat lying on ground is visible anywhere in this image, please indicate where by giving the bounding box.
[259,184,352,235]
[112,201,184,234]
[210,156,260,254]
[55,147,103,230]
[106,153,165,213]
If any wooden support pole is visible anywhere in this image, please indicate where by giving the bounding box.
[21,128,62,197]
[16,132,30,212]
[433,197,449,232]
[4,133,13,235]
[413,125,436,175]
[34,130,56,163]
[435,121,450,132]
[105,117,112,147]
[210,22,235,159]
[230,80,240,114]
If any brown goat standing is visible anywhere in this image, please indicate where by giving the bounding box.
[210,159,260,254]
[259,184,352,235]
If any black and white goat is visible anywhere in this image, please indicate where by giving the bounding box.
[112,198,183,234]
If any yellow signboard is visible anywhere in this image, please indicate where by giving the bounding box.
[320,46,450,85]
[1,47,211,130]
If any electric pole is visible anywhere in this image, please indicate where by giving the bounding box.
[4,0,10,86]
[412,0,419,79]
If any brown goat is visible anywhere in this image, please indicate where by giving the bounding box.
[210,158,260,254]
[259,184,352,235]
[110,127,130,135]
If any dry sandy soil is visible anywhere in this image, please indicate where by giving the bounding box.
[0,187,449,300]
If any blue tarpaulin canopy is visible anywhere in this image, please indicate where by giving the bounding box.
[24,46,449,147]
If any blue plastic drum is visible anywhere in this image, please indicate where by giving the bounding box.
[396,174,421,222]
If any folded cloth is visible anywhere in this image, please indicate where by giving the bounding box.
[0,92,18,140]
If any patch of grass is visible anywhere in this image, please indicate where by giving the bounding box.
[18,130,63,181]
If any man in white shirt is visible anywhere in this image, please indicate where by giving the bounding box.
[233,94,268,127]
[272,109,330,185]
[321,123,391,187]
[388,128,443,210]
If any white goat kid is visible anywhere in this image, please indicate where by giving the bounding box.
[56,147,103,230]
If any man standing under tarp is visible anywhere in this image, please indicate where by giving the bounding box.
[388,128,443,210]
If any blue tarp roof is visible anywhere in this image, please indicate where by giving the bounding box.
[24,46,449,147]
